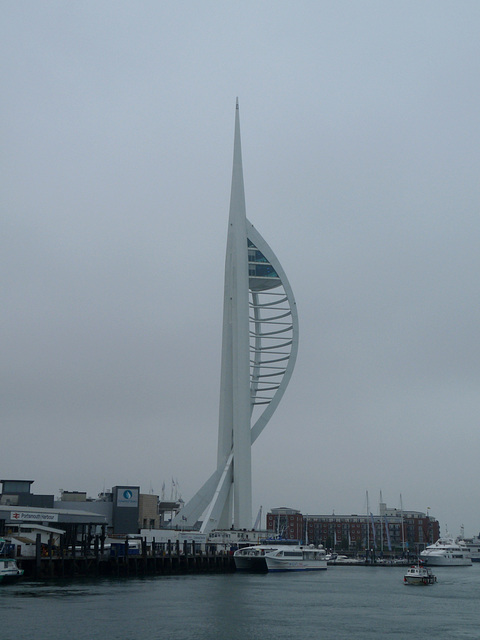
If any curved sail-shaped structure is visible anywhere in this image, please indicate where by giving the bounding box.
[172,102,298,533]
[247,225,298,445]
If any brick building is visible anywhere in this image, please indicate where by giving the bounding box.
[267,503,440,553]
[266,507,304,540]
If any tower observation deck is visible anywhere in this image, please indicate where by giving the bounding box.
[172,101,298,533]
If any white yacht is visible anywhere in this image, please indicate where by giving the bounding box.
[264,544,328,572]
[420,536,472,566]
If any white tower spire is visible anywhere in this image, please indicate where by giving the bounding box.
[172,102,298,533]
[216,98,252,528]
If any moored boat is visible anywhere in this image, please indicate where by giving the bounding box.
[420,536,471,566]
[0,538,24,584]
[264,544,327,572]
[233,543,283,572]
[404,564,436,585]
[0,557,24,584]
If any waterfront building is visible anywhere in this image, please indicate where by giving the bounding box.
[266,507,304,541]
[0,480,108,548]
[172,102,298,534]
[267,505,440,553]
[0,479,186,539]
[0,501,108,553]
[5,523,66,557]
[0,480,145,543]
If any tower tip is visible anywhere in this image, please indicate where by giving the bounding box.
[236,97,239,109]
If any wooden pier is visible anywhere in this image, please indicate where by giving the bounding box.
[16,535,235,579]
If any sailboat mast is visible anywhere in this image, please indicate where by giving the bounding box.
[379,490,383,554]
[366,491,370,549]
[400,494,405,553]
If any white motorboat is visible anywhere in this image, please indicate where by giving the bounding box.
[0,558,24,584]
[326,553,349,563]
[233,543,284,571]
[404,564,436,585]
[0,538,23,584]
[264,544,327,572]
[420,536,471,566]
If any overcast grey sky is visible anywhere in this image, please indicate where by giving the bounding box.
[2,1,480,536]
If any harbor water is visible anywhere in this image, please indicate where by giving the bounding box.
[1,564,479,639]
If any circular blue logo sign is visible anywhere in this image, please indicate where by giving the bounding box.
[123,490,133,500]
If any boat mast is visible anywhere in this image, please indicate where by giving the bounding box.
[366,491,370,550]
[379,490,383,554]
[400,494,405,553]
